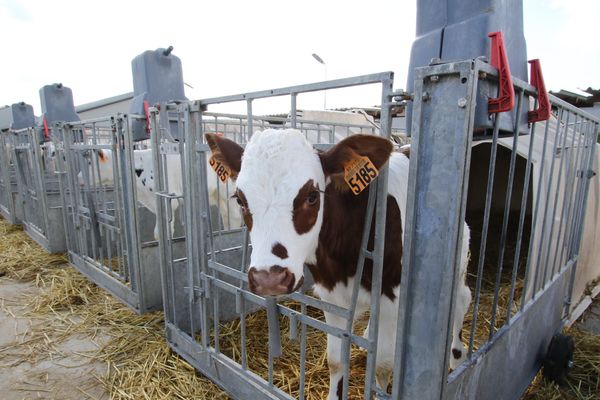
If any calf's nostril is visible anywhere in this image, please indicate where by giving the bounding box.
[247,266,296,296]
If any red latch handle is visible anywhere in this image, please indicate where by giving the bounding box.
[143,100,151,136]
[527,59,551,122]
[42,116,50,139]
[488,31,515,114]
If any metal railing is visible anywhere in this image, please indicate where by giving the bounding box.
[55,115,163,313]
[155,72,399,399]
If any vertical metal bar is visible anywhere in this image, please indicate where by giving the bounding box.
[468,112,501,354]
[290,93,297,129]
[393,62,476,400]
[561,119,588,268]
[551,115,582,277]
[521,109,553,309]
[363,76,393,399]
[532,108,565,295]
[151,108,175,324]
[541,110,571,288]
[506,116,537,321]
[246,100,254,137]
[564,120,597,313]
[298,301,307,400]
[489,90,524,336]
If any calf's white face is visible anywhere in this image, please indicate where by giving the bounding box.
[206,129,393,296]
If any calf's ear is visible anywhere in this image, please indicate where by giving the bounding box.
[319,134,393,191]
[205,133,244,179]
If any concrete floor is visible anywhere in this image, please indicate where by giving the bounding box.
[0,278,108,400]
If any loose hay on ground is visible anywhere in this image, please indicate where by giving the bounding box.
[2,216,599,399]
[0,221,67,281]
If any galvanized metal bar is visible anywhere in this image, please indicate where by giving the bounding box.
[533,108,565,295]
[468,109,502,354]
[489,90,524,337]
[561,118,588,268]
[506,113,537,321]
[541,110,572,287]
[199,72,394,106]
[290,93,297,129]
[393,60,476,400]
[265,296,282,386]
[551,114,582,277]
[521,108,553,309]
[363,74,394,398]
[564,119,598,314]
[246,100,254,138]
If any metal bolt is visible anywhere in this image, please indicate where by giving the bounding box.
[430,75,439,82]
[479,71,488,80]
[422,92,430,102]
[458,98,467,108]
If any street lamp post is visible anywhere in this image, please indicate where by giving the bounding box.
[312,53,327,109]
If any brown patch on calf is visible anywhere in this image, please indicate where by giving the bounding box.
[236,189,253,230]
[98,149,107,163]
[271,242,288,259]
[292,179,320,235]
[205,133,244,179]
[305,134,401,298]
[307,188,403,300]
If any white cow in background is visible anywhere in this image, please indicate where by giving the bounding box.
[77,148,242,239]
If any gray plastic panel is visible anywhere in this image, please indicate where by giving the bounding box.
[0,103,35,131]
[406,0,528,136]
[38,84,80,142]
[129,47,187,141]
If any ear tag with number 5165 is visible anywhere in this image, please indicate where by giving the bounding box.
[344,156,378,195]
[209,155,231,182]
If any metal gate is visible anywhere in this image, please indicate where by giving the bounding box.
[0,130,23,224]
[12,127,66,252]
[156,72,397,399]
[55,115,162,313]
[392,59,598,400]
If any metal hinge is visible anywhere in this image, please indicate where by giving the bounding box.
[160,142,180,155]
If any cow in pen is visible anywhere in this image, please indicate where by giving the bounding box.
[76,148,242,239]
[206,129,472,399]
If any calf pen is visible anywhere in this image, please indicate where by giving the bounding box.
[54,115,165,314]
[0,129,23,224]
[10,126,66,253]
[154,65,598,400]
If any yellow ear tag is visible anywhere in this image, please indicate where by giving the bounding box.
[343,156,378,195]
[209,155,231,183]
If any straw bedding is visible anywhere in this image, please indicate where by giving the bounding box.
[1,216,598,399]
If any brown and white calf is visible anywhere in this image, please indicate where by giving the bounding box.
[206,129,471,399]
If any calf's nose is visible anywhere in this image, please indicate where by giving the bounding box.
[248,265,296,296]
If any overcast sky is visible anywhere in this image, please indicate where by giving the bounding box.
[1,0,598,116]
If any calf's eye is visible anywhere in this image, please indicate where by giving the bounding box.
[307,191,319,206]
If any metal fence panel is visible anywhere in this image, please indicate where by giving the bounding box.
[55,115,163,313]
[12,127,66,252]
[0,131,23,224]
[393,59,599,400]
[156,72,400,400]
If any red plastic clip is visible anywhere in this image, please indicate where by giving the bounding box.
[143,100,151,136]
[42,116,50,139]
[527,59,551,122]
[487,31,515,114]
